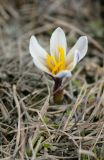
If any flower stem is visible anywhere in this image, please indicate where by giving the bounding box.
[53,77,64,104]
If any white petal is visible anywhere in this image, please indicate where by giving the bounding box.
[29,36,51,74]
[66,36,88,70]
[55,70,72,78]
[50,27,67,58]
[66,50,79,71]
[29,36,48,63]
[33,58,51,75]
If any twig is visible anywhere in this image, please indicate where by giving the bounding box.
[32,136,44,160]
[13,85,21,150]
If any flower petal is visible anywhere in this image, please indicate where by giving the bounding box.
[66,36,88,70]
[29,36,51,74]
[29,36,48,63]
[66,50,79,71]
[55,70,72,78]
[50,27,67,58]
[32,57,51,75]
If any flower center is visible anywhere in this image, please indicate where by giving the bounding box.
[46,47,66,74]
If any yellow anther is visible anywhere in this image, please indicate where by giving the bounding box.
[51,55,57,65]
[52,61,62,74]
[58,47,65,68]
[46,47,66,75]
[46,54,53,70]
[58,47,64,61]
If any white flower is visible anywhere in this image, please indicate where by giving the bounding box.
[29,27,88,78]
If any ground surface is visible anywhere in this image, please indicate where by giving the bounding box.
[0,0,104,160]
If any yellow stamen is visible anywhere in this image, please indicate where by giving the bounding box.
[52,61,62,74]
[58,47,65,70]
[46,47,66,75]
[51,55,57,65]
[46,54,53,70]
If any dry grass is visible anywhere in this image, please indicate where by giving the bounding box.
[0,0,104,160]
